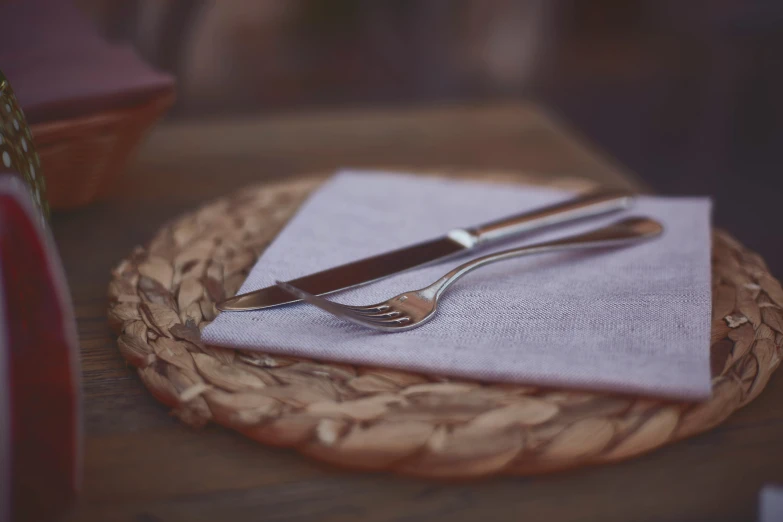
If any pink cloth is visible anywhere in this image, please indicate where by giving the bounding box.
[0,0,174,124]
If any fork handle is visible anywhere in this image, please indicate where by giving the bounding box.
[465,190,634,245]
[426,217,663,299]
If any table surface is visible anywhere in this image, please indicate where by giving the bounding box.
[53,103,783,522]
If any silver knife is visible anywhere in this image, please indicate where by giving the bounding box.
[217,190,634,311]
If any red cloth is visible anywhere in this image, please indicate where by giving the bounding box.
[0,176,80,522]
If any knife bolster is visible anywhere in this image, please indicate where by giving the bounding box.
[446,228,479,249]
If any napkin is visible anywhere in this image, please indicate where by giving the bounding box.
[760,486,783,522]
[0,0,175,124]
[203,171,713,400]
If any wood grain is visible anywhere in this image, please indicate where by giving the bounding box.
[53,104,783,522]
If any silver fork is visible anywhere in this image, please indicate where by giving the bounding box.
[275,217,663,332]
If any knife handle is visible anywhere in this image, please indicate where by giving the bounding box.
[466,190,634,245]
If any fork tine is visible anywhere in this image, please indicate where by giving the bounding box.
[274,281,409,330]
[347,304,390,313]
[275,280,367,319]
[372,316,412,325]
[353,309,402,319]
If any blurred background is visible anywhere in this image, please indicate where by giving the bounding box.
[4,4,782,520]
[48,0,783,273]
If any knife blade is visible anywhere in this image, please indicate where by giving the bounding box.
[216,190,634,311]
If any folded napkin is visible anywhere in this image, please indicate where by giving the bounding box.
[203,171,713,400]
[0,0,175,124]
[760,486,783,522]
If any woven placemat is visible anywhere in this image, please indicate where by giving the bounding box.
[108,172,783,478]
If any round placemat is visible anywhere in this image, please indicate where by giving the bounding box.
[108,172,783,478]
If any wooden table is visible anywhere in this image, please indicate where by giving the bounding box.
[53,103,783,522]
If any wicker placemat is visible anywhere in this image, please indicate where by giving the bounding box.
[108,172,783,478]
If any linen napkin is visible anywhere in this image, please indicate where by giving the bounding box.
[203,171,713,400]
[760,486,783,522]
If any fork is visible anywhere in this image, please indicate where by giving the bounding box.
[275,217,663,332]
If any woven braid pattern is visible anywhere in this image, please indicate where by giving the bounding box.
[107,173,783,478]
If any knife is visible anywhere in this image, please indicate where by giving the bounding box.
[216,190,634,311]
